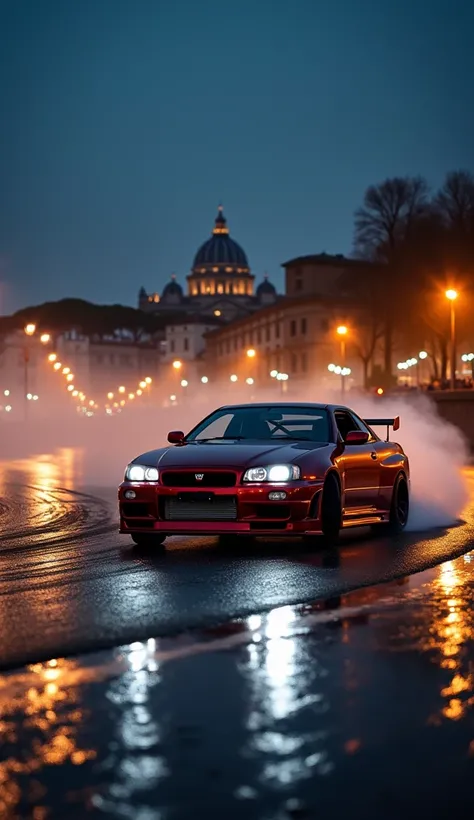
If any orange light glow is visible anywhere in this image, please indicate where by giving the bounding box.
[48,353,57,362]
[172,360,182,370]
[246,348,256,358]
[53,362,62,371]
[336,325,348,336]
[24,323,36,336]
[445,289,458,301]
[40,333,51,344]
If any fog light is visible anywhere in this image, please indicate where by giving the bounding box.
[269,491,287,501]
[124,490,136,499]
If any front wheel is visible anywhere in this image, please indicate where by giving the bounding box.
[320,474,342,544]
[131,533,167,548]
[387,474,409,534]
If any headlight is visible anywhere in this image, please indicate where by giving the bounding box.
[243,464,300,482]
[125,464,159,481]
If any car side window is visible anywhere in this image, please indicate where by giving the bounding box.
[334,411,360,440]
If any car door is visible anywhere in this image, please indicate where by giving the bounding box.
[334,409,380,510]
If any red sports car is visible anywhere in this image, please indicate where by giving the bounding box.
[118,402,409,548]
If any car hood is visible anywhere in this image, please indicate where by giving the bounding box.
[132,440,332,469]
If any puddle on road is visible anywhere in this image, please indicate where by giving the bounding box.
[1,550,474,818]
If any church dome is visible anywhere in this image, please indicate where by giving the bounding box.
[256,276,276,296]
[161,275,183,302]
[192,206,249,273]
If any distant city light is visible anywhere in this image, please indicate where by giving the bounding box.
[336,325,348,336]
[139,381,147,389]
[462,353,474,362]
[62,367,70,374]
[107,392,114,399]
[5,405,12,412]
[26,393,32,400]
[3,389,9,396]
[24,323,36,336]
[201,376,209,383]
[445,289,458,301]
[66,373,74,381]
[246,348,256,358]
[230,374,238,382]
[53,362,62,370]
[328,363,336,372]
[246,377,254,385]
[376,387,384,395]
[129,393,135,399]
[72,390,79,397]
[48,353,57,362]
[118,386,125,393]
[40,333,50,344]
[172,360,182,370]
[32,394,38,401]
[136,389,143,396]
[276,372,289,381]
[181,379,188,387]
[67,385,74,392]
[170,394,177,401]
[270,370,278,378]
[144,377,152,384]
[419,351,428,359]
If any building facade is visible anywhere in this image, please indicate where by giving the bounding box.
[138,206,278,322]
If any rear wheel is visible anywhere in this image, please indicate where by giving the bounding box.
[320,474,342,544]
[387,473,409,534]
[131,533,166,548]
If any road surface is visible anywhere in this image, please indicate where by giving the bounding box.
[0,471,473,669]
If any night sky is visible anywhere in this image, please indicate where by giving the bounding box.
[1,0,473,313]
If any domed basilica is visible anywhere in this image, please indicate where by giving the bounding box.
[138,206,278,322]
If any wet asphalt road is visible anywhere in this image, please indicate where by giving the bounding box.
[1,472,474,670]
[2,548,474,819]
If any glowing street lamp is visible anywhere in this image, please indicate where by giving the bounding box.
[48,353,57,362]
[201,376,209,383]
[419,351,428,360]
[336,326,349,396]
[230,374,238,382]
[172,360,182,370]
[270,369,278,378]
[246,377,254,385]
[144,377,152,384]
[107,392,114,399]
[118,386,125,393]
[40,333,50,344]
[445,289,458,389]
[24,323,36,336]
[180,379,188,387]
[246,348,256,358]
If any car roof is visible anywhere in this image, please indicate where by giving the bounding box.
[215,403,350,412]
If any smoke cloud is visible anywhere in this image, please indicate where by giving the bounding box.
[0,383,469,533]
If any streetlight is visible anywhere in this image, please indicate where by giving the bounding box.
[445,289,458,389]
[336,326,348,396]
[201,376,209,383]
[23,324,36,419]
[172,360,182,370]
[246,349,256,358]
[40,333,50,344]
[230,374,238,382]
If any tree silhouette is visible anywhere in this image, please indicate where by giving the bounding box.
[354,176,430,379]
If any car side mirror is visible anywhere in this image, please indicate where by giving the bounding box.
[168,430,184,444]
[345,430,369,444]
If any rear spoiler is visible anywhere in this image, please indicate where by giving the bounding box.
[364,416,400,441]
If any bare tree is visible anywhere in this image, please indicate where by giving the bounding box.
[353,176,430,379]
[435,170,474,235]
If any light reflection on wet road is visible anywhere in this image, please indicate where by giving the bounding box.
[2,552,474,818]
[1,455,474,669]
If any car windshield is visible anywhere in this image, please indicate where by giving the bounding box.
[186,405,330,442]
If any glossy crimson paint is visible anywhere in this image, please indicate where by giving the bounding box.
[118,403,410,540]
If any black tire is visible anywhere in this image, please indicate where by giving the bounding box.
[131,533,166,548]
[386,473,409,534]
[320,474,342,544]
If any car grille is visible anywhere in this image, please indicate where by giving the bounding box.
[162,496,237,521]
[160,471,237,487]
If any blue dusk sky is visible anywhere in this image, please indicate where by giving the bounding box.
[0,0,473,313]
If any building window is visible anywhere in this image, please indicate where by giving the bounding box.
[170,340,175,353]
[321,319,329,332]
[265,326,270,342]
[301,318,307,334]
[257,328,262,344]
[226,340,230,353]
[290,320,296,337]
[291,353,298,373]
[295,278,303,291]
[217,283,224,294]
[301,352,307,372]
[275,322,280,338]
[184,338,189,351]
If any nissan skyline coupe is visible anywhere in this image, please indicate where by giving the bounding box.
[118,402,410,548]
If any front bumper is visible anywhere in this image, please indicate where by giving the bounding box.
[118,480,325,536]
